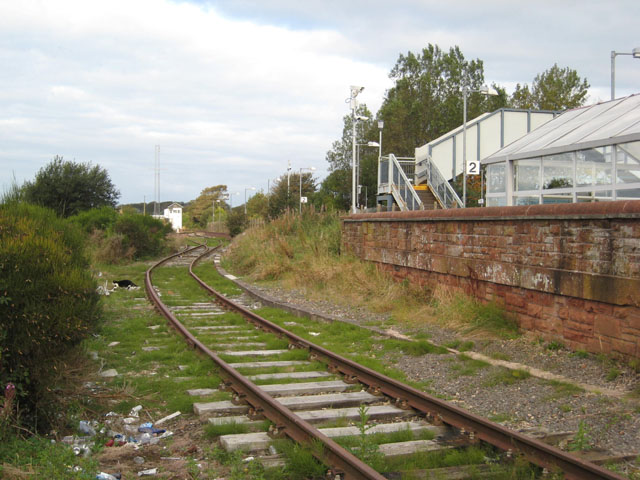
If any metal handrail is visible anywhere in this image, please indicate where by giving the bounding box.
[415,154,463,208]
[378,154,423,211]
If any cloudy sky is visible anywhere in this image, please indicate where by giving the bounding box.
[1,0,639,205]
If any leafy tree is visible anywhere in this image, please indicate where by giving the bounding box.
[314,169,350,211]
[246,191,269,219]
[22,156,119,217]
[378,44,506,157]
[182,185,228,229]
[268,172,316,218]
[323,104,379,210]
[510,64,589,110]
[326,104,375,172]
[226,209,247,237]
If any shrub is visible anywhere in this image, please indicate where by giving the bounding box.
[114,211,172,259]
[0,202,101,430]
[68,206,118,233]
[226,210,248,237]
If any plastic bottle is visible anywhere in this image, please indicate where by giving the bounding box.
[96,473,118,480]
[78,420,96,436]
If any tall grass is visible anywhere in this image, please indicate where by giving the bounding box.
[224,209,412,314]
[224,210,517,339]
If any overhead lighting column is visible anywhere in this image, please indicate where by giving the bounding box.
[349,85,364,214]
[356,141,379,209]
[244,187,256,215]
[611,48,640,100]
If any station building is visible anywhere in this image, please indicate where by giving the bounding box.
[483,94,640,207]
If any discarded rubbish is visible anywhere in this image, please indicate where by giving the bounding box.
[138,468,158,476]
[129,405,143,417]
[138,423,166,435]
[96,473,121,480]
[309,332,320,336]
[155,411,180,425]
[78,421,96,436]
[133,456,145,465]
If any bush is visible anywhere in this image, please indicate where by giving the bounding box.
[226,210,248,237]
[68,206,118,233]
[113,212,172,259]
[0,202,101,430]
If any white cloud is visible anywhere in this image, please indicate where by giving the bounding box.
[1,0,639,203]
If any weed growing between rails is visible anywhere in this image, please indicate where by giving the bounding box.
[224,210,517,338]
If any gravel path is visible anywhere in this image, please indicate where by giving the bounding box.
[225,274,640,473]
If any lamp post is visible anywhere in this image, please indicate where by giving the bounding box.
[356,141,379,209]
[228,191,238,210]
[378,120,384,164]
[349,85,365,214]
[244,187,255,215]
[611,48,640,100]
[462,85,498,207]
[299,167,316,214]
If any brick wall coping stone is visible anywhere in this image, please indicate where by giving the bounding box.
[343,199,640,223]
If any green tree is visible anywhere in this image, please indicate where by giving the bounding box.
[246,191,269,219]
[182,185,228,229]
[378,44,505,156]
[323,104,379,210]
[226,209,247,236]
[268,172,316,218]
[22,156,119,217]
[326,104,375,172]
[510,64,590,110]
[314,168,350,211]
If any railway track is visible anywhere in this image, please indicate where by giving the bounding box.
[145,243,626,479]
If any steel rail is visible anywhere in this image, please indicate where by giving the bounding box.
[190,248,625,480]
[146,245,385,480]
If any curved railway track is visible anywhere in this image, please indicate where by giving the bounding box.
[145,244,626,479]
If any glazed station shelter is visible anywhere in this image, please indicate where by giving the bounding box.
[483,94,640,206]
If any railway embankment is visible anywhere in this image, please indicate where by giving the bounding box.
[343,200,640,361]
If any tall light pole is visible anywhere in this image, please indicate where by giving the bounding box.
[378,120,384,165]
[356,141,379,209]
[299,167,316,214]
[611,48,640,100]
[229,191,238,210]
[463,85,498,207]
[244,187,256,215]
[349,85,364,214]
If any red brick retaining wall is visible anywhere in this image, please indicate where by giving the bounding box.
[342,201,640,360]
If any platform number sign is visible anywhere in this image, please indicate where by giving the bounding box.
[468,160,480,176]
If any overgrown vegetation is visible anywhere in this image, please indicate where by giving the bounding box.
[224,209,517,339]
[0,202,101,432]
[68,207,175,263]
